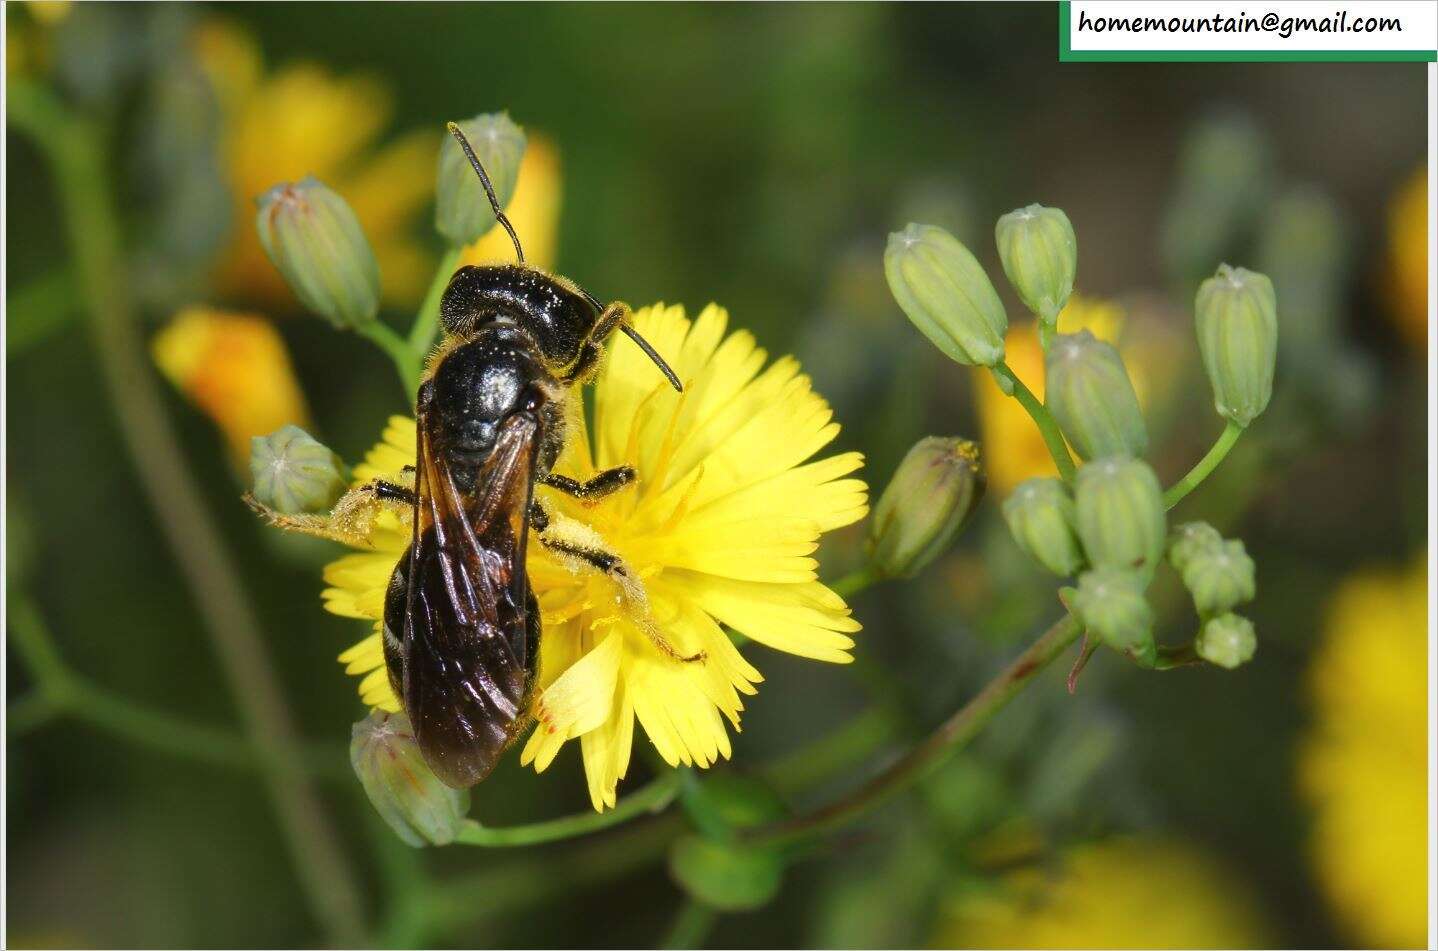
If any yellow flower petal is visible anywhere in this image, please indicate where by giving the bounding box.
[533,630,624,740]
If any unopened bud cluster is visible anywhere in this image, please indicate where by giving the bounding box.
[882,202,1275,673]
[1168,521,1259,667]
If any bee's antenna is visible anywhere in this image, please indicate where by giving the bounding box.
[619,324,684,392]
[446,122,525,263]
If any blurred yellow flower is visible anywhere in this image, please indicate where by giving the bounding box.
[323,303,867,809]
[1385,167,1429,350]
[459,134,562,271]
[933,837,1270,949]
[194,20,437,310]
[977,296,1140,495]
[7,2,69,79]
[152,307,310,467]
[1299,554,1428,948]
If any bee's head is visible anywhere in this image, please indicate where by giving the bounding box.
[439,264,598,369]
[440,124,682,392]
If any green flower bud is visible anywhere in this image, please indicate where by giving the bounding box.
[249,425,348,515]
[884,224,1007,367]
[256,177,380,329]
[669,834,783,912]
[867,437,986,579]
[1195,264,1278,427]
[436,112,526,247]
[1195,612,1257,669]
[1045,331,1148,461]
[1167,521,1224,573]
[994,204,1077,325]
[1002,477,1084,576]
[1069,568,1155,661]
[350,710,470,847]
[1074,456,1166,576]
[1181,538,1255,615]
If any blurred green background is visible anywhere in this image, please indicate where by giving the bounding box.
[6,3,1429,948]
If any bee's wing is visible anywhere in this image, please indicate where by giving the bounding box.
[398,409,539,788]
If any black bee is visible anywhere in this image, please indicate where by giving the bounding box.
[253,124,687,788]
[387,125,692,787]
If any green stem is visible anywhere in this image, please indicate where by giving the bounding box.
[743,614,1083,849]
[660,899,718,949]
[422,814,684,937]
[829,564,881,598]
[760,706,900,796]
[992,361,1077,484]
[1164,420,1244,509]
[456,771,681,847]
[6,596,73,693]
[407,245,465,355]
[8,596,348,774]
[6,265,77,356]
[7,693,63,736]
[358,319,424,394]
[8,82,367,945]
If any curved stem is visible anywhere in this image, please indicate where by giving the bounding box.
[9,595,347,776]
[760,706,899,795]
[422,814,684,937]
[829,564,881,598]
[992,361,1077,483]
[1164,420,1244,509]
[9,82,366,945]
[6,265,77,356]
[406,245,464,355]
[660,899,718,949]
[743,614,1083,849]
[456,771,681,847]
[358,319,424,394]
[6,693,62,736]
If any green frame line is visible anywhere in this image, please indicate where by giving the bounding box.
[1057,1,1437,62]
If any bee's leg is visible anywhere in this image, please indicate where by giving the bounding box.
[561,303,630,385]
[528,500,550,533]
[539,535,625,575]
[560,342,603,385]
[245,475,414,547]
[540,466,636,502]
[531,514,703,664]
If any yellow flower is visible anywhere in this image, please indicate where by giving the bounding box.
[1385,167,1428,350]
[151,306,310,467]
[194,20,437,309]
[977,296,1139,495]
[933,837,1271,948]
[1299,554,1428,948]
[325,303,868,809]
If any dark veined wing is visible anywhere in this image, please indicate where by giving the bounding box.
[391,409,540,789]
